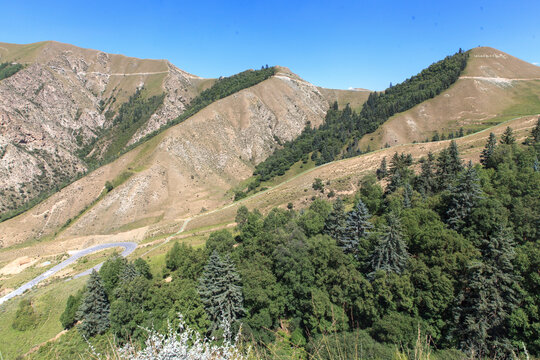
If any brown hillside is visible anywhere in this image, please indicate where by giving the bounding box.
[359,47,540,149]
[0,41,202,214]
[0,67,329,247]
[1,113,535,263]
[185,114,538,232]
[318,87,371,112]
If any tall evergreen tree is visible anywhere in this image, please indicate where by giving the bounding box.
[415,152,436,196]
[77,270,110,337]
[446,162,483,231]
[376,157,388,180]
[119,262,139,283]
[500,126,516,145]
[341,200,373,258]
[436,140,463,190]
[403,183,413,208]
[387,171,403,193]
[454,227,520,358]
[480,132,497,168]
[370,213,409,275]
[324,198,347,241]
[198,251,244,334]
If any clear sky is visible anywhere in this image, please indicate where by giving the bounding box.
[1,0,539,90]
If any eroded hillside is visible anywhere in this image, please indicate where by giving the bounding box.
[0,67,332,247]
[0,41,201,215]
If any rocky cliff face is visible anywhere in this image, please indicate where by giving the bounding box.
[0,41,200,214]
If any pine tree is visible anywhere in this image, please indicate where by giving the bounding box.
[403,183,413,208]
[198,251,244,334]
[415,152,436,196]
[389,152,400,175]
[341,200,373,257]
[480,132,497,168]
[436,141,463,190]
[446,162,482,231]
[370,213,408,275]
[447,140,463,175]
[387,171,402,193]
[324,198,347,241]
[376,157,388,180]
[500,126,516,145]
[454,227,520,358]
[77,270,110,337]
[119,262,139,283]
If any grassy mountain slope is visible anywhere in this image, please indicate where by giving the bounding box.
[318,87,371,112]
[359,47,540,149]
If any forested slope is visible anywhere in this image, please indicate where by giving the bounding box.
[55,121,540,359]
[252,50,468,182]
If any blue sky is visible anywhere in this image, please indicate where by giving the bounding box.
[2,0,539,90]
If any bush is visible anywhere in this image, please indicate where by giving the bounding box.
[60,289,85,329]
[12,299,39,331]
[371,312,433,350]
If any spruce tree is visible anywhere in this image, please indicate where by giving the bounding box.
[370,213,408,275]
[77,270,110,337]
[376,157,388,180]
[500,126,516,145]
[480,132,497,168]
[119,262,139,283]
[454,227,520,358]
[403,183,413,208]
[446,162,483,231]
[324,198,347,241]
[341,200,373,257]
[387,171,402,193]
[415,152,436,196]
[198,251,244,333]
[389,152,400,175]
[436,141,463,190]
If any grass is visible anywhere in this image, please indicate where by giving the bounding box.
[0,260,57,290]
[112,215,164,233]
[71,248,120,272]
[0,277,86,359]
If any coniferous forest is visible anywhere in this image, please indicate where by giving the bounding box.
[61,121,540,359]
[253,51,468,182]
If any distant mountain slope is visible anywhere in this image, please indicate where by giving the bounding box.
[0,67,331,247]
[0,41,203,216]
[359,47,540,149]
[318,87,371,112]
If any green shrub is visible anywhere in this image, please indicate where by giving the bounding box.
[12,299,40,331]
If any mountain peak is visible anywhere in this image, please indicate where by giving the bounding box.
[464,46,540,78]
